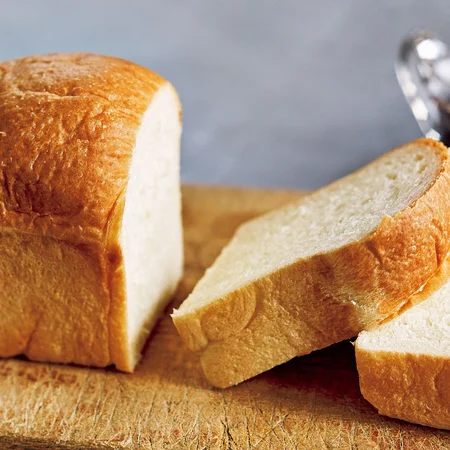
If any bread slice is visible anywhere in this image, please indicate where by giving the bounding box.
[172,138,450,387]
[355,260,450,430]
[0,53,183,371]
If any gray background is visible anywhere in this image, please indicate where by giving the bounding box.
[1,0,450,190]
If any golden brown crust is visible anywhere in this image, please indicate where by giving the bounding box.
[0,52,165,243]
[378,255,450,325]
[173,138,450,387]
[0,231,110,366]
[355,347,450,430]
[0,53,171,370]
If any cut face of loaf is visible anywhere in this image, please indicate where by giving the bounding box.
[120,83,183,368]
[0,53,183,371]
[172,138,450,387]
[355,263,450,430]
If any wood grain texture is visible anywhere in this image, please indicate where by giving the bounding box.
[0,185,449,449]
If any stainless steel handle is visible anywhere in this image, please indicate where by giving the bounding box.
[397,30,450,145]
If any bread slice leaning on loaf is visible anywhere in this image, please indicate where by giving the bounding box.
[356,259,450,430]
[0,53,183,371]
[172,138,450,388]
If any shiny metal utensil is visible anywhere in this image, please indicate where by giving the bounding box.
[397,30,450,146]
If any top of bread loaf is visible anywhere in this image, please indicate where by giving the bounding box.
[0,53,173,244]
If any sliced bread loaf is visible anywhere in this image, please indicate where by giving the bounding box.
[0,53,183,371]
[173,138,450,387]
[356,260,450,430]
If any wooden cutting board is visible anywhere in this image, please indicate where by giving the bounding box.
[1,185,449,449]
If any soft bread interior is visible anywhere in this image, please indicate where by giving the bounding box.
[357,278,450,356]
[174,143,441,315]
[121,83,182,365]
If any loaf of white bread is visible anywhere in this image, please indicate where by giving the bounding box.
[173,138,450,388]
[0,53,183,371]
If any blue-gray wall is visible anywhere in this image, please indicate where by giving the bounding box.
[2,1,449,189]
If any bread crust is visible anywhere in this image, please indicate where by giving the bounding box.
[173,138,450,387]
[355,347,450,429]
[0,53,177,370]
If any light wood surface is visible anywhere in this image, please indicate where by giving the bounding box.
[1,185,449,449]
